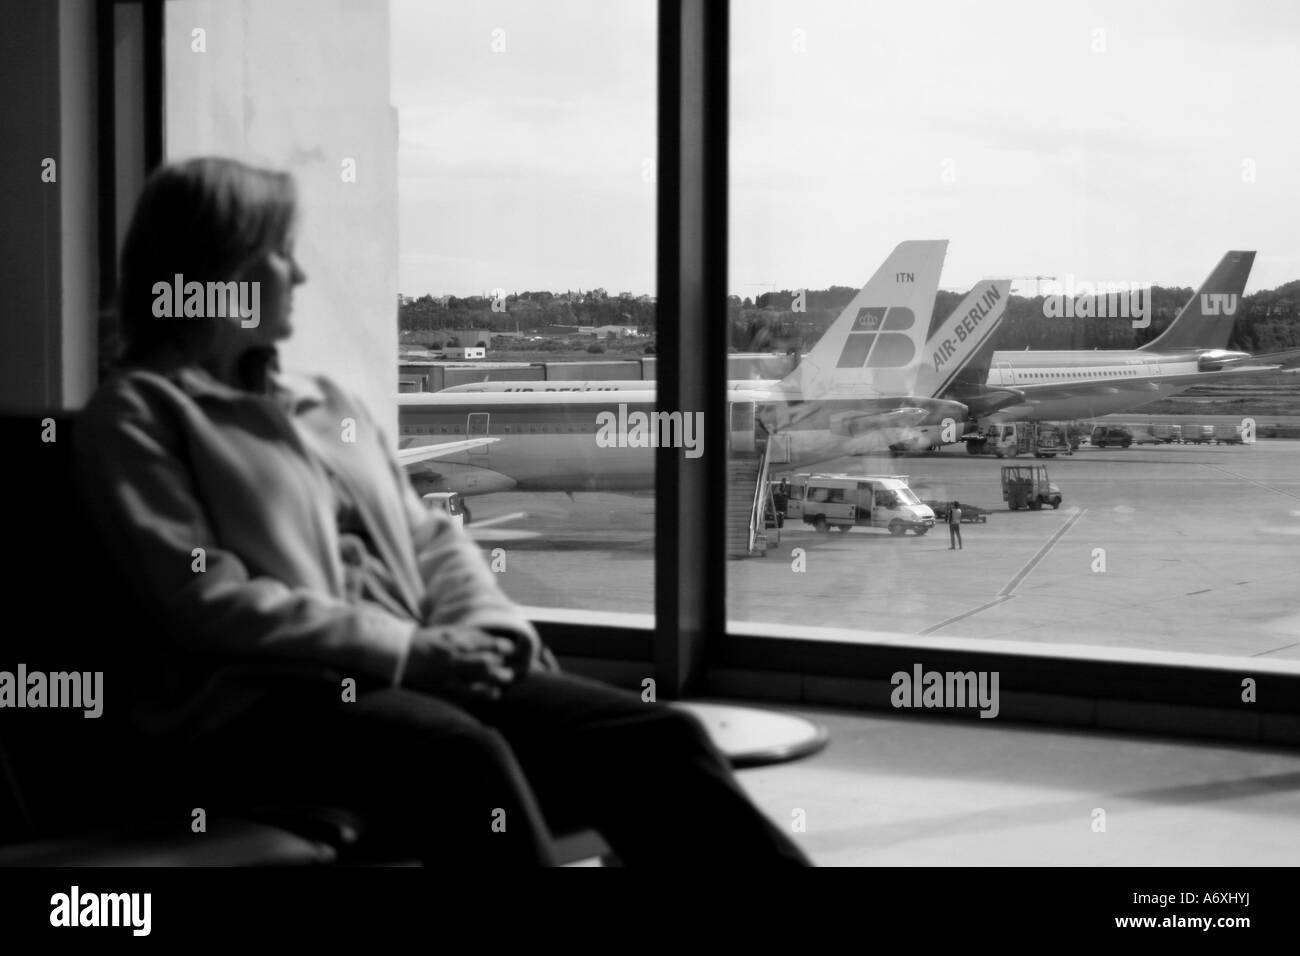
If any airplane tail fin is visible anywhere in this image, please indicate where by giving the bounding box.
[784,240,948,397]
[1139,251,1255,352]
[914,279,1012,398]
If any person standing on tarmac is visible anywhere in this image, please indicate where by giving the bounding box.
[948,500,964,550]
[772,479,789,528]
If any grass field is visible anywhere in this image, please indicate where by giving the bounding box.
[1134,370,1300,420]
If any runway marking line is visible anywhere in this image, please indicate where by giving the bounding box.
[997,507,1089,598]
[1203,464,1300,502]
[918,596,1013,635]
[1254,640,1300,658]
[920,508,1088,636]
[470,510,529,529]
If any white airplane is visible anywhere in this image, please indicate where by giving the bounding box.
[428,275,1012,459]
[395,241,1013,503]
[952,250,1300,424]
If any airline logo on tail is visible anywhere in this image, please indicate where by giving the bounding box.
[834,305,919,370]
[915,279,1012,399]
[787,240,948,399]
[1201,293,1238,317]
[1139,251,1254,353]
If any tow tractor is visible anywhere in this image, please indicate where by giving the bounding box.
[927,500,991,523]
[1001,464,1062,511]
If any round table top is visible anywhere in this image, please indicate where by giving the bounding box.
[671,701,829,768]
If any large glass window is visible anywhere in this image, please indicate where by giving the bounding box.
[726,0,1300,659]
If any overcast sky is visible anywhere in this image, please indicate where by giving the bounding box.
[392,0,1300,298]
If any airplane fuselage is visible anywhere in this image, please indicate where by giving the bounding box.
[397,389,966,496]
[981,348,1238,421]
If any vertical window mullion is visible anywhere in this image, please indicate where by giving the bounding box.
[141,0,164,172]
[655,0,729,697]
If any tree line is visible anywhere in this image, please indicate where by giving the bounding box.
[399,281,1300,354]
[399,290,656,335]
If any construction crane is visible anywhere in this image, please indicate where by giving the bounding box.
[748,281,780,308]
[1002,275,1058,296]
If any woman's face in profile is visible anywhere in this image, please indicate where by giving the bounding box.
[239,230,307,344]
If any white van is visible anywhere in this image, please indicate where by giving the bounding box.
[782,473,935,536]
[422,491,467,528]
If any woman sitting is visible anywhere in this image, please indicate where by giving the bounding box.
[73,156,811,867]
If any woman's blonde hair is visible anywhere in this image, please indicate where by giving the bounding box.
[117,157,297,364]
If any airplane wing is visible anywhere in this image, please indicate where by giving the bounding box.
[1210,348,1300,372]
[397,437,499,467]
[949,385,1026,418]
[828,407,931,436]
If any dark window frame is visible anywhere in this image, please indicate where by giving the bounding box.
[96,0,163,311]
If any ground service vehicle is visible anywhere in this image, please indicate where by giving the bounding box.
[1090,425,1133,448]
[967,422,1073,458]
[1121,425,1163,445]
[423,491,468,527]
[1214,423,1246,444]
[927,500,991,523]
[1001,465,1063,511]
[784,473,936,536]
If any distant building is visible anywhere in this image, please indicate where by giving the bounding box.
[442,346,486,360]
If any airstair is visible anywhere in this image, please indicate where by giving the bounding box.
[727,423,789,558]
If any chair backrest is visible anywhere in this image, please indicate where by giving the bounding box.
[0,414,403,867]
[0,413,150,841]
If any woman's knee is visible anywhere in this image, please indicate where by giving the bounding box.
[438,723,520,779]
[636,704,720,757]
[354,691,518,767]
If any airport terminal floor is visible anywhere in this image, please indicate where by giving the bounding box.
[735,706,1300,866]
